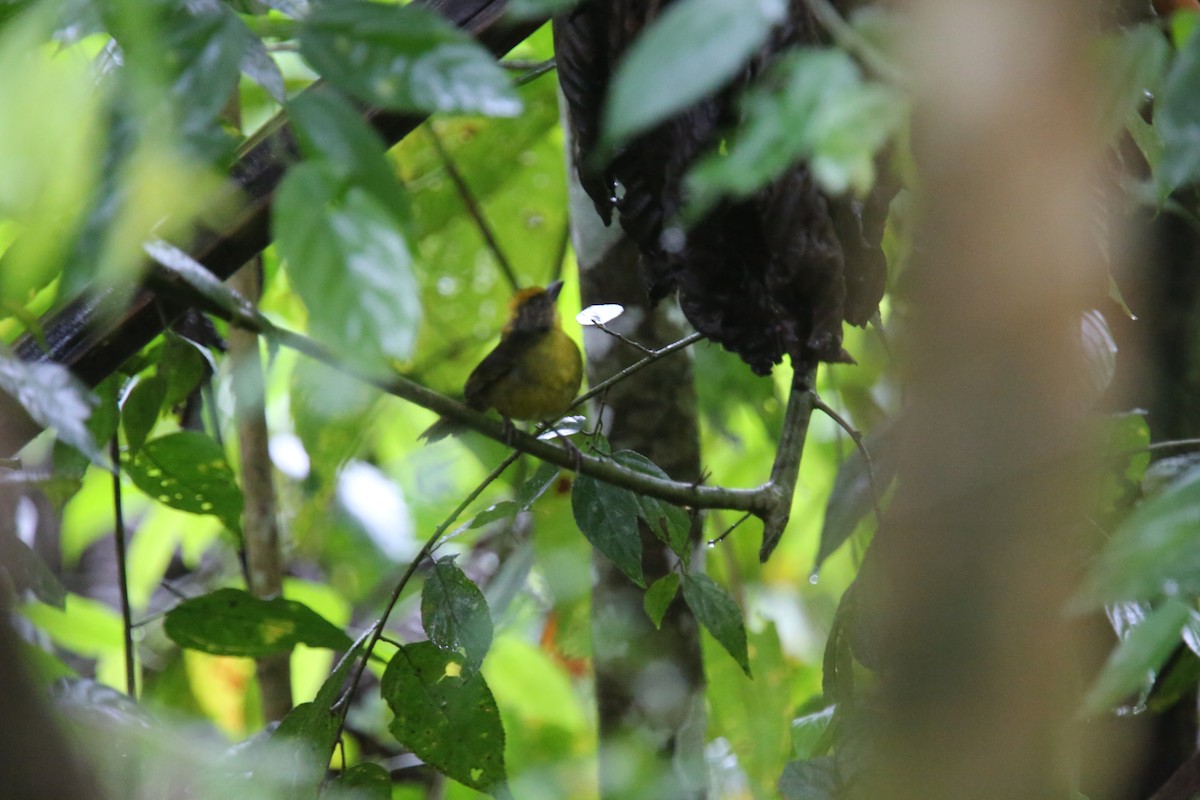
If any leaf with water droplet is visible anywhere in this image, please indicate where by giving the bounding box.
[299,1,521,117]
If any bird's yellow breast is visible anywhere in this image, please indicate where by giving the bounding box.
[479,329,583,421]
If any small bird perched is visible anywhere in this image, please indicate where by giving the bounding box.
[421,280,583,442]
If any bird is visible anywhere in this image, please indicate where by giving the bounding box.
[421,280,583,442]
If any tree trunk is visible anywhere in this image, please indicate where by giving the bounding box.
[566,127,708,799]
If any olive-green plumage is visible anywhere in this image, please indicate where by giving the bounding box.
[422,281,582,441]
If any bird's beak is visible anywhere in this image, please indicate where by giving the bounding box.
[546,280,564,302]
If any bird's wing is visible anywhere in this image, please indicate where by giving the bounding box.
[463,329,543,409]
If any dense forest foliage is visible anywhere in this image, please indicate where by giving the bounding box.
[3,1,1200,799]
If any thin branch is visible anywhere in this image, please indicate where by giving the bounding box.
[707,511,752,548]
[426,126,521,293]
[144,256,768,515]
[808,0,907,86]
[513,57,556,86]
[591,321,655,356]
[330,450,521,763]
[813,394,884,529]
[1145,438,1200,453]
[570,332,704,410]
[110,437,136,697]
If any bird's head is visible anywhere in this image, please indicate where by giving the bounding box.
[504,280,564,334]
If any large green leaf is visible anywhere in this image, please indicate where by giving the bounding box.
[571,472,644,586]
[121,431,243,533]
[421,556,493,672]
[1082,599,1189,716]
[1075,463,1200,609]
[382,641,507,795]
[601,0,785,149]
[682,573,749,675]
[686,47,905,218]
[164,587,353,657]
[286,88,409,222]
[299,1,520,116]
[274,161,422,367]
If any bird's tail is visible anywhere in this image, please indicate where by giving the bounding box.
[418,416,465,444]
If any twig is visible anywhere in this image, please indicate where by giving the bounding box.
[707,512,752,547]
[110,437,136,697]
[512,57,556,86]
[592,321,655,355]
[570,332,704,410]
[807,0,907,86]
[813,395,884,530]
[330,450,522,763]
[426,126,521,293]
[1145,438,1200,453]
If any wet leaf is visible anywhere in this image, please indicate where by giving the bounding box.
[299,1,520,116]
[571,472,644,586]
[0,353,98,460]
[381,641,507,794]
[275,162,422,367]
[421,556,493,672]
[1082,598,1189,715]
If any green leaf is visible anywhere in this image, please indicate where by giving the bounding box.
[1091,24,1169,143]
[467,501,520,530]
[120,374,165,453]
[791,705,835,759]
[326,763,391,800]
[1074,463,1200,609]
[275,629,370,755]
[682,573,749,675]
[122,431,244,534]
[161,334,210,409]
[816,425,895,572]
[7,538,67,609]
[299,1,520,116]
[643,573,679,629]
[275,162,422,367]
[613,450,692,565]
[686,47,905,218]
[286,88,410,222]
[240,35,285,104]
[162,5,250,162]
[778,757,839,800]
[516,460,560,509]
[571,472,644,586]
[421,556,493,672]
[1157,24,1200,194]
[381,641,507,794]
[1082,598,1189,716]
[164,587,353,657]
[601,0,785,149]
[0,353,98,460]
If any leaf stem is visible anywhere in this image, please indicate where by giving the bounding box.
[330,450,521,762]
[110,436,136,697]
